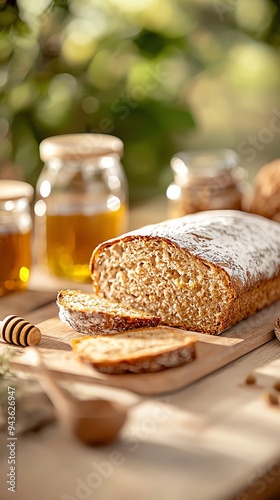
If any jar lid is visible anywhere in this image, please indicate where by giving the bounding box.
[39,134,124,162]
[0,180,34,201]
[171,149,240,186]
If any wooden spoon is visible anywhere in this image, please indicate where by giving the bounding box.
[27,348,128,445]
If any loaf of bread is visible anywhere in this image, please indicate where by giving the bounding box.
[250,159,280,222]
[71,327,197,373]
[90,210,280,335]
[57,290,160,335]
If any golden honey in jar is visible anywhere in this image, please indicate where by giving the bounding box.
[35,134,128,282]
[0,180,33,296]
[45,203,126,280]
[166,149,248,218]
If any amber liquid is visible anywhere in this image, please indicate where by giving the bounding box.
[0,230,32,296]
[46,205,127,281]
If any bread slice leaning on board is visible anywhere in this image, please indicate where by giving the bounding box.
[71,327,197,374]
[90,210,280,335]
[57,290,160,335]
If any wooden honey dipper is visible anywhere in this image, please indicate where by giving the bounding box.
[0,315,41,347]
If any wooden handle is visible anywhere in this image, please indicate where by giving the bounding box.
[26,347,73,411]
[0,315,41,347]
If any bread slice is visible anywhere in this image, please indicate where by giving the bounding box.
[71,327,197,374]
[57,289,160,335]
[90,210,280,335]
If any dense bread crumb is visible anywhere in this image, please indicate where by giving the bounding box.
[90,210,280,335]
[71,327,197,374]
[92,238,232,333]
[57,290,160,335]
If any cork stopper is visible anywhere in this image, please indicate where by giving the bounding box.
[39,134,124,162]
[170,149,242,187]
[1,315,41,347]
[0,180,34,202]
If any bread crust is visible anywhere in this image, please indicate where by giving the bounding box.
[90,211,280,334]
[218,274,280,332]
[57,290,160,335]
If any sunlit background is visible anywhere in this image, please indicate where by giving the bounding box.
[0,0,280,202]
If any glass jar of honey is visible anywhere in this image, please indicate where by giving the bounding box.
[0,180,33,296]
[166,149,248,218]
[35,134,128,282]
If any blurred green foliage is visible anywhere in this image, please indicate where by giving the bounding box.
[0,0,280,201]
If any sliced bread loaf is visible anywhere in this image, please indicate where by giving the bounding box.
[57,289,160,335]
[90,210,280,335]
[71,327,197,374]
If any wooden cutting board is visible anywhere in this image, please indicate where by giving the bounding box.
[7,301,280,396]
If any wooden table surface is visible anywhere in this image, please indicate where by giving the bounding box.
[0,200,280,500]
[0,268,279,500]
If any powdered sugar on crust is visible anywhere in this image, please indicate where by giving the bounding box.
[57,289,160,335]
[58,307,119,335]
[119,211,280,293]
